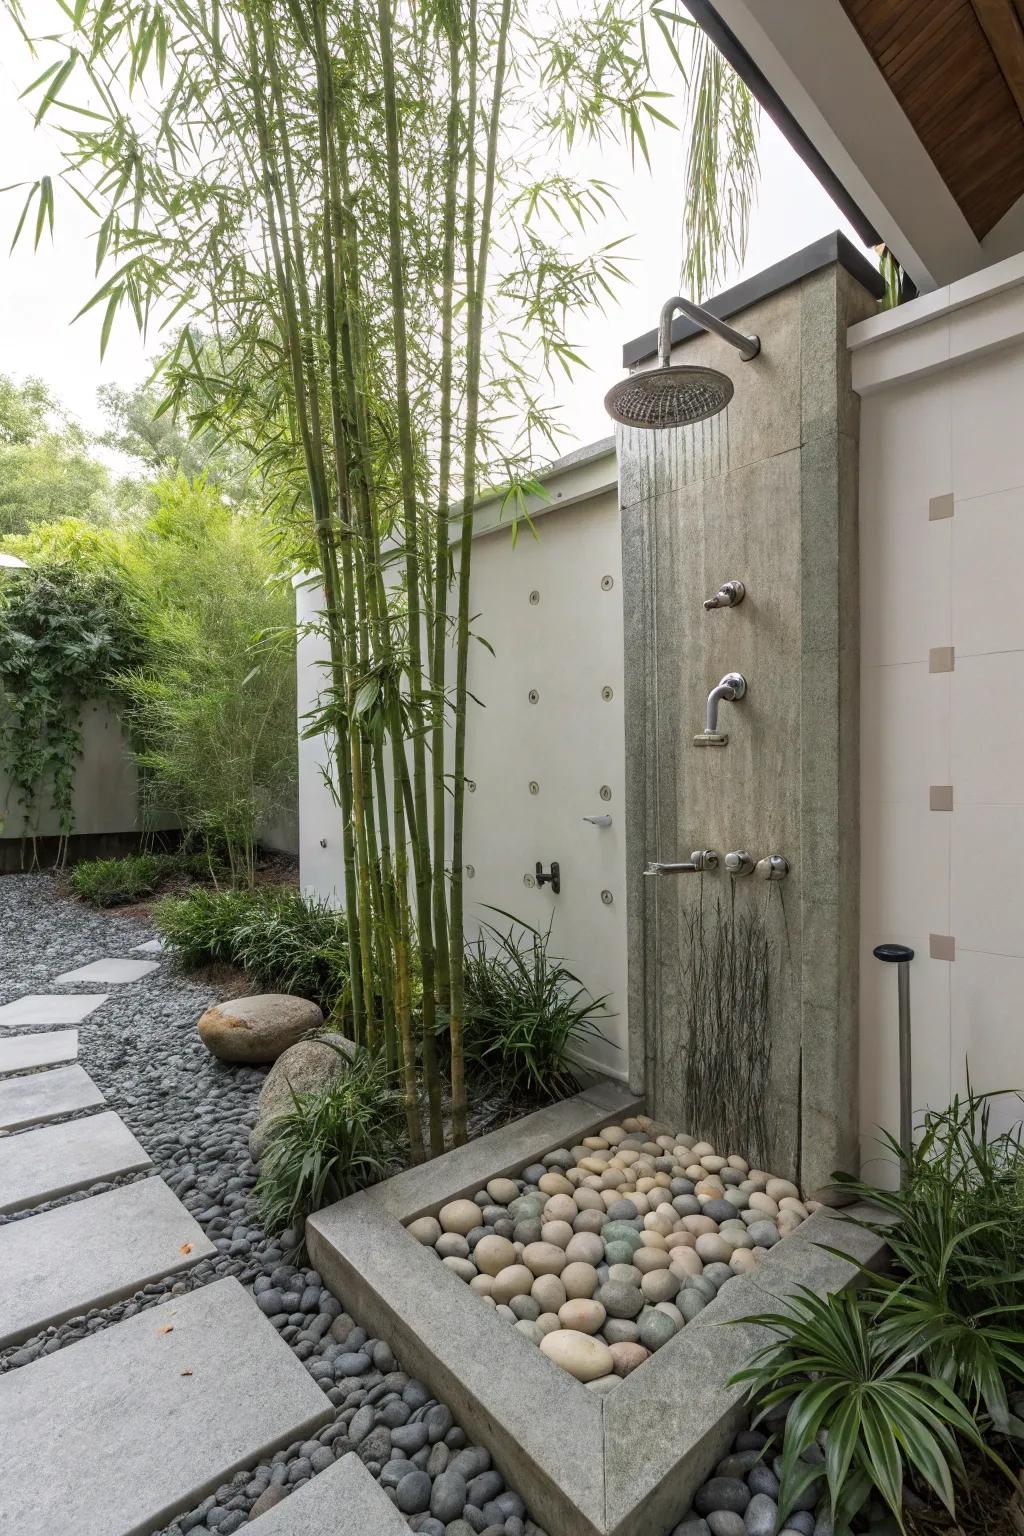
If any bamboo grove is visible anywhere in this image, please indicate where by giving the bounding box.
[4,0,757,1162]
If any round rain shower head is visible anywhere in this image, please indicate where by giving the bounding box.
[604,363,734,430]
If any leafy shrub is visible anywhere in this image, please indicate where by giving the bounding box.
[462,912,609,1101]
[257,1046,401,1244]
[116,477,296,886]
[154,886,350,1012]
[71,853,167,907]
[69,848,218,906]
[733,1089,1024,1533]
[0,523,140,841]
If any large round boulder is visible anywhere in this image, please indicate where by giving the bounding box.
[249,1034,356,1160]
[197,993,324,1065]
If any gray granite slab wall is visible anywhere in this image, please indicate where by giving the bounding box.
[621,262,877,1195]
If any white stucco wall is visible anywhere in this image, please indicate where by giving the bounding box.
[295,445,629,1079]
[852,250,1024,1169]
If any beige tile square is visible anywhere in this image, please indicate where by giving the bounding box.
[930,933,956,961]
[929,493,954,521]
[929,785,954,811]
[929,646,955,673]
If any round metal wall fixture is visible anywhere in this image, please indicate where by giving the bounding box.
[529,781,540,795]
[523,872,536,888]
[601,889,614,905]
[601,575,614,591]
[604,364,734,429]
[599,784,612,801]
[528,689,540,705]
[529,590,540,605]
[466,779,476,793]
[466,864,475,879]
[601,685,614,702]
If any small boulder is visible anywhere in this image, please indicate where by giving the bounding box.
[248,1034,355,1159]
[198,993,324,1064]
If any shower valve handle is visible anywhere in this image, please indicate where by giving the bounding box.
[755,854,790,881]
[704,580,746,610]
[725,850,755,877]
[582,814,613,828]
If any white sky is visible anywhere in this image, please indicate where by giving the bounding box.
[0,8,869,458]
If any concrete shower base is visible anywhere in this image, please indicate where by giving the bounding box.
[307,1081,887,1536]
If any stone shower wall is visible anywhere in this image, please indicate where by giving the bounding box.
[621,258,878,1195]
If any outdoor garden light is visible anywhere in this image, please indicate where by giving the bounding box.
[604,295,760,429]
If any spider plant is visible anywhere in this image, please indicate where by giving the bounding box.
[731,1285,989,1534]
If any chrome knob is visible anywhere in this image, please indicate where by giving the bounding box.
[689,849,720,871]
[756,854,789,881]
[725,850,755,876]
[583,814,613,828]
[703,579,746,610]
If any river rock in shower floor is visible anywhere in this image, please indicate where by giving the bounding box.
[405,1112,817,1388]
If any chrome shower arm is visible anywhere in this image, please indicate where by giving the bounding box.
[706,672,747,733]
[658,297,760,367]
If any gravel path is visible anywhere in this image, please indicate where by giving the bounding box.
[0,872,542,1536]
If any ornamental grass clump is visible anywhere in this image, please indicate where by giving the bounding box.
[154,887,351,1014]
[462,913,609,1101]
[257,1045,402,1244]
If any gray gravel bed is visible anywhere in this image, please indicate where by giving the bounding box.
[0,873,548,1535]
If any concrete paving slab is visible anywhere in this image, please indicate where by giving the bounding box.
[0,1277,332,1536]
[0,1030,78,1074]
[0,1177,216,1348]
[0,1063,104,1132]
[53,958,160,984]
[248,1453,408,1534]
[0,994,108,1028]
[0,1111,152,1215]
[131,938,164,954]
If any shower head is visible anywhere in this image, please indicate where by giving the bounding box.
[604,364,734,429]
[605,294,760,432]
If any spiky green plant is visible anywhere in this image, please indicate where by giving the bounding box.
[731,1285,989,1535]
[462,912,610,1100]
[257,1045,402,1245]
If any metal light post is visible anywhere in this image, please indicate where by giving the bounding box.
[873,942,914,1184]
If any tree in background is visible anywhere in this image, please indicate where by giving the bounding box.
[115,477,296,887]
[3,0,762,1162]
[0,373,139,535]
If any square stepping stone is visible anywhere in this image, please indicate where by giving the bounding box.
[250,1453,409,1534]
[0,1030,78,1074]
[0,1063,104,1132]
[53,958,160,985]
[0,1111,152,1215]
[0,1177,217,1348]
[0,1278,332,1536]
[132,938,164,954]
[0,994,108,1029]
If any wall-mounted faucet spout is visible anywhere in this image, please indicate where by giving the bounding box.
[694,672,746,747]
[706,672,746,733]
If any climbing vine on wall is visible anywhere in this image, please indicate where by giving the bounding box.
[0,551,139,849]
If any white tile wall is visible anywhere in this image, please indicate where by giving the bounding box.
[859,318,1024,1177]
